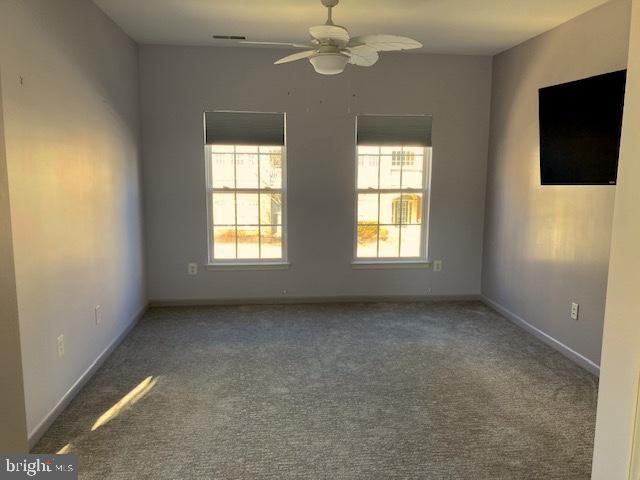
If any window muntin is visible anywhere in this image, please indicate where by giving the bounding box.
[207,144,286,263]
[355,145,431,260]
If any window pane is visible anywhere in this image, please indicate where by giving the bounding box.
[354,142,429,261]
[260,225,282,259]
[400,193,422,224]
[260,151,282,189]
[400,225,421,257]
[210,145,234,153]
[259,146,281,154]
[379,156,401,189]
[235,154,259,188]
[378,225,400,257]
[213,226,236,259]
[403,146,425,156]
[357,155,379,189]
[210,153,235,188]
[207,139,286,264]
[357,146,379,155]
[401,155,424,189]
[237,226,260,258]
[379,193,401,224]
[236,193,259,224]
[380,146,399,155]
[211,193,235,225]
[357,225,378,258]
[260,193,282,225]
[357,193,378,223]
[236,145,259,153]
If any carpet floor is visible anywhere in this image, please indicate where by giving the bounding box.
[34,301,598,479]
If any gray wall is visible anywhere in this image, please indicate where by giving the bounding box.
[0,0,146,437]
[0,71,28,452]
[482,0,631,367]
[139,46,492,301]
[592,0,640,477]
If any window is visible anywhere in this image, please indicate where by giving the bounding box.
[205,112,286,264]
[392,197,414,224]
[391,150,415,166]
[355,115,432,261]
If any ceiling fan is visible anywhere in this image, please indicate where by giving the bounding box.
[239,0,423,75]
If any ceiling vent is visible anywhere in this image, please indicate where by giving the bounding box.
[212,35,246,40]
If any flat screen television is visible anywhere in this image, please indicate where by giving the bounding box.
[539,70,626,185]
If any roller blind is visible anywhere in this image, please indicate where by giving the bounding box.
[357,115,432,146]
[205,111,285,146]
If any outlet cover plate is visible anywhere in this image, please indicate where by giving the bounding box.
[571,302,579,320]
[57,334,65,357]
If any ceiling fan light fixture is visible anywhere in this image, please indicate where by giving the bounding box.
[309,53,348,75]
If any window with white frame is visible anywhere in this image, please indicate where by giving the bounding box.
[205,112,286,263]
[355,115,432,260]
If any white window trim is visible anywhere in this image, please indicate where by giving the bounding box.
[351,260,432,270]
[204,136,289,267]
[205,262,290,271]
[352,145,433,264]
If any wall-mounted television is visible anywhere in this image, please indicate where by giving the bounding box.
[539,70,626,185]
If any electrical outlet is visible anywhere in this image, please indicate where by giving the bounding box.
[187,263,198,275]
[571,302,579,320]
[95,305,102,325]
[57,334,65,358]
[433,260,443,272]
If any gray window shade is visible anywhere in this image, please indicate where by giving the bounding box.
[357,115,432,146]
[205,111,285,145]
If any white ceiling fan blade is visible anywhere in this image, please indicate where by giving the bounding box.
[309,25,350,45]
[349,35,422,52]
[240,41,313,49]
[346,45,379,67]
[274,50,317,65]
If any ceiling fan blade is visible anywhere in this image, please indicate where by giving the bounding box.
[349,35,422,52]
[239,41,313,49]
[309,25,350,45]
[346,45,379,67]
[274,50,317,65]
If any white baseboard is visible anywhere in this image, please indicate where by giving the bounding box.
[480,295,600,376]
[149,294,482,307]
[28,303,148,450]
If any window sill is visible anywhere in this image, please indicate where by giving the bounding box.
[351,260,432,270]
[206,262,290,271]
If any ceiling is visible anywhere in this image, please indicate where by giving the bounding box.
[93,0,610,55]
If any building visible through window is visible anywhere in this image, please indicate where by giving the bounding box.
[391,150,415,166]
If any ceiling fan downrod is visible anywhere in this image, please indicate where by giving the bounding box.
[321,0,339,25]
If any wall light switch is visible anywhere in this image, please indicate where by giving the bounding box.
[433,260,443,272]
[188,263,198,275]
[57,334,65,358]
[571,302,579,320]
[95,305,102,325]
